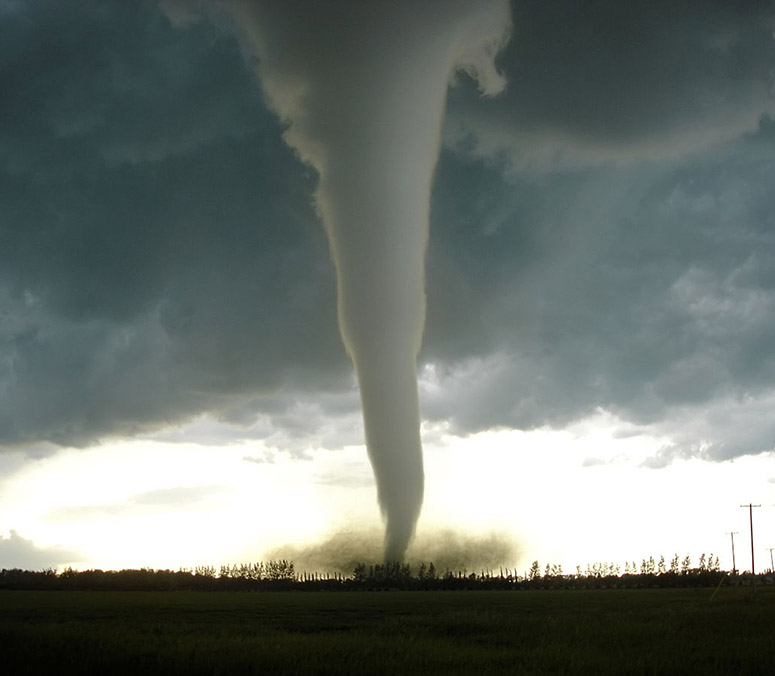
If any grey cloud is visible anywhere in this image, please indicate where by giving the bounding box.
[0,450,28,478]
[1,1,774,469]
[646,394,775,464]
[422,119,775,458]
[581,457,608,468]
[242,449,277,465]
[0,1,347,451]
[446,0,775,168]
[0,1,261,174]
[0,530,83,569]
[151,386,365,454]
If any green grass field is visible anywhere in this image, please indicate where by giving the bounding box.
[1,587,774,675]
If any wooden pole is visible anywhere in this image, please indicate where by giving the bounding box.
[740,504,761,593]
[726,531,739,574]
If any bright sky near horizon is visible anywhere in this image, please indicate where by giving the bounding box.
[3,413,774,574]
[2,0,775,574]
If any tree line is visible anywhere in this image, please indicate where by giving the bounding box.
[1,553,767,592]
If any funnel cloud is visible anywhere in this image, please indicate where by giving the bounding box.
[216,0,512,560]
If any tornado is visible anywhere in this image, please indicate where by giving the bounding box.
[223,0,511,561]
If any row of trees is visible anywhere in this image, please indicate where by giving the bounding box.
[527,553,722,581]
[0,560,298,592]
[0,553,762,592]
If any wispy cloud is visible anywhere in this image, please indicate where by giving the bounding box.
[46,485,223,523]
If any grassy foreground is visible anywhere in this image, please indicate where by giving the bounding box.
[1,587,774,675]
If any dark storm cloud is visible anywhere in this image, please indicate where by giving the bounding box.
[0,1,347,449]
[2,1,774,464]
[419,0,775,460]
[422,116,775,459]
[447,0,775,167]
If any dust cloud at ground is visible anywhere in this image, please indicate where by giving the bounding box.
[266,527,520,575]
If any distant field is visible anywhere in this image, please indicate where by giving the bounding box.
[2,587,774,675]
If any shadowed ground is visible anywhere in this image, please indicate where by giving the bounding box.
[2,588,774,675]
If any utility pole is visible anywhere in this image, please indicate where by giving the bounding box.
[740,503,761,592]
[726,532,739,574]
[768,547,774,574]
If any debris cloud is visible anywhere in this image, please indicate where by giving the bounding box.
[267,527,520,575]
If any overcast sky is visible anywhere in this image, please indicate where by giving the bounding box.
[2,0,775,571]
